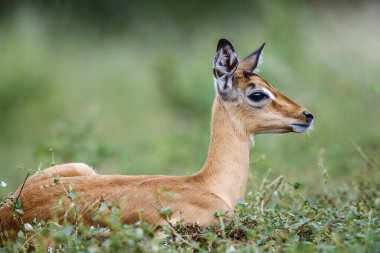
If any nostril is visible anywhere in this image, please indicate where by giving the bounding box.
[304,112,313,120]
[303,111,314,124]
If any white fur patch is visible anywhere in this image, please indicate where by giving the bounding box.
[261,87,276,100]
[213,75,234,92]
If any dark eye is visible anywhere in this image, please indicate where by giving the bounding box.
[248,92,269,102]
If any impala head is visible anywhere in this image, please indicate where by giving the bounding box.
[213,38,313,135]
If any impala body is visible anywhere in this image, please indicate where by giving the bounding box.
[0,39,313,233]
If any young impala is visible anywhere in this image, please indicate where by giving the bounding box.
[0,39,313,233]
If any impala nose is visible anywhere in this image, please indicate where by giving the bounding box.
[303,111,314,124]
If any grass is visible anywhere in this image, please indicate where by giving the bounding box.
[1,155,379,252]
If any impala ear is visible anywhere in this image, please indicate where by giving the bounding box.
[238,43,265,72]
[213,39,239,99]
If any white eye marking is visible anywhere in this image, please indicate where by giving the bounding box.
[261,87,276,100]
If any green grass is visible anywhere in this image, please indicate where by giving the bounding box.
[1,158,379,252]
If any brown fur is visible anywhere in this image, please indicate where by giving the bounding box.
[0,41,312,234]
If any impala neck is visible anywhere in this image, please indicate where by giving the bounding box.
[193,97,251,209]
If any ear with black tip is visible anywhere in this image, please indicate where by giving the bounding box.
[238,43,265,72]
[213,39,239,98]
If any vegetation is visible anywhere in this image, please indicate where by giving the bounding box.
[0,0,379,251]
[1,151,379,252]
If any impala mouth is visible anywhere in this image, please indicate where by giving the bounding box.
[291,123,311,133]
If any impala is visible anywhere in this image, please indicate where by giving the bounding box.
[0,39,313,233]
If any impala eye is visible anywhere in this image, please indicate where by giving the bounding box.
[248,92,269,102]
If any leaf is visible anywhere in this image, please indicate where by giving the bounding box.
[67,184,77,199]
[98,203,109,213]
[15,208,24,216]
[24,223,34,232]
[17,230,25,238]
[214,211,227,218]
[15,198,22,209]
[159,206,172,216]
[236,199,247,208]
[67,193,77,199]
[293,182,301,190]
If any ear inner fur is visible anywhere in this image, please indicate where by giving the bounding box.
[213,39,240,101]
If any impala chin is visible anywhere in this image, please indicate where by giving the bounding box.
[291,123,312,133]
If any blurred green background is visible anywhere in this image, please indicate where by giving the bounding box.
[1,0,379,198]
